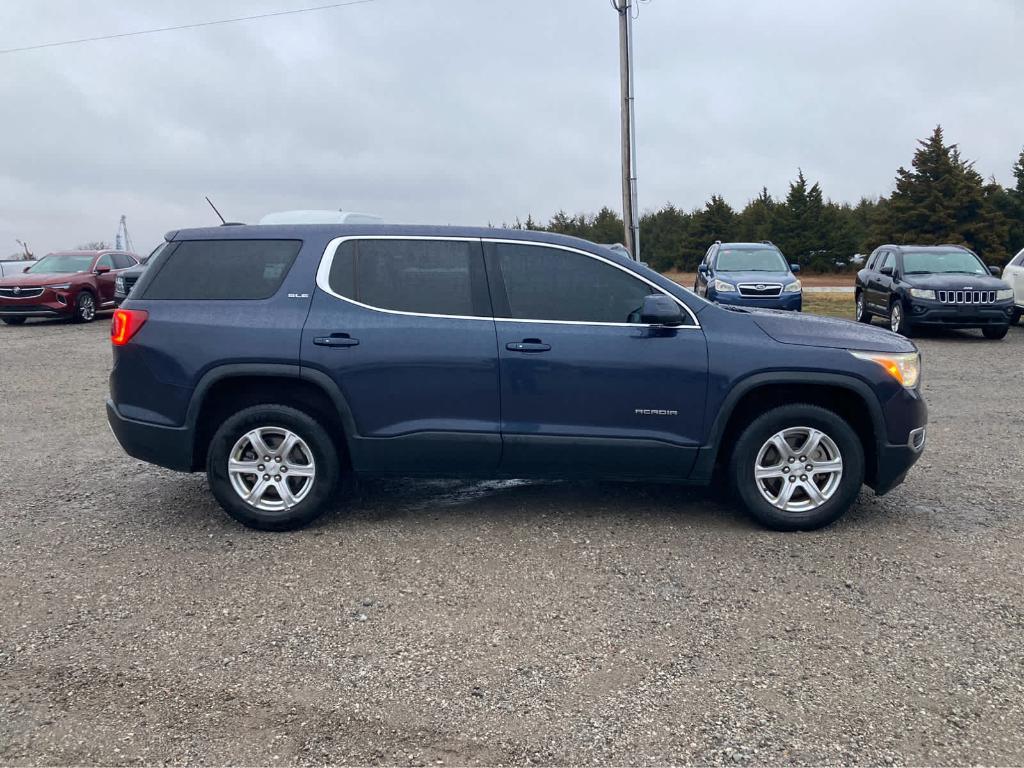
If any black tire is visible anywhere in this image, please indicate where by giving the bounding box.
[854,292,872,323]
[72,291,96,323]
[1010,309,1021,327]
[206,404,341,531]
[2,317,27,326]
[728,404,865,532]
[982,325,1009,340]
[889,300,913,337]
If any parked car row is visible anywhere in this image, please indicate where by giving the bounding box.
[854,244,1018,339]
[0,250,140,324]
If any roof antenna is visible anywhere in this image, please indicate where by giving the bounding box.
[205,196,227,225]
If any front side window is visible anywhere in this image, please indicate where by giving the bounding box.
[902,250,987,276]
[1011,249,1024,267]
[96,254,114,270]
[485,242,660,324]
[715,248,788,272]
[111,253,136,269]
[142,239,301,300]
[876,252,892,271]
[27,254,94,274]
[327,239,486,317]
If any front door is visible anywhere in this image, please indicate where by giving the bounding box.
[866,250,894,312]
[302,236,501,475]
[483,240,709,479]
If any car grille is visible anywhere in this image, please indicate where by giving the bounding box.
[936,290,996,304]
[738,283,783,298]
[0,287,44,299]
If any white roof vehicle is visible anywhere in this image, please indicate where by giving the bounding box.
[257,210,384,226]
[1003,247,1024,325]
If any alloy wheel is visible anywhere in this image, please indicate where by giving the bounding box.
[754,426,844,512]
[227,426,316,512]
[80,294,95,321]
[890,304,902,333]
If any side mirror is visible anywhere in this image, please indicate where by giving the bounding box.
[988,265,1002,277]
[789,264,801,273]
[697,265,708,275]
[23,265,31,273]
[95,265,112,274]
[880,266,894,277]
[640,294,684,326]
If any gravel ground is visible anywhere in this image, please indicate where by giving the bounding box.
[2,317,1023,766]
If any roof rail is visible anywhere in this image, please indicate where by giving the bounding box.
[714,240,722,245]
[761,240,774,245]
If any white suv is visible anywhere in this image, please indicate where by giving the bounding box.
[1005,248,1024,325]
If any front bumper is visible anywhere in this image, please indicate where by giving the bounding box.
[0,288,74,317]
[872,428,926,495]
[106,399,194,472]
[907,299,1014,328]
[711,290,802,311]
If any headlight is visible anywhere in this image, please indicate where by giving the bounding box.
[909,288,936,300]
[850,351,921,388]
[713,279,736,293]
[46,283,72,290]
[783,280,802,293]
[997,288,1014,301]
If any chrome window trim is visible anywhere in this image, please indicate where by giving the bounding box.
[315,235,701,329]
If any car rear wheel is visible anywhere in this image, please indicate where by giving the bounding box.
[982,325,1009,340]
[889,301,913,337]
[855,292,871,323]
[728,404,865,531]
[72,291,96,323]
[206,404,341,531]
[2,317,26,326]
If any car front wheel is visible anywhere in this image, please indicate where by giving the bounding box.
[206,404,341,531]
[889,301,913,337]
[1010,309,1020,327]
[728,404,865,531]
[72,291,96,323]
[982,325,1009,340]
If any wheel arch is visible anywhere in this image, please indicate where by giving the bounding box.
[697,373,884,486]
[185,364,357,471]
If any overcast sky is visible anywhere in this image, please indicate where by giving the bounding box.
[0,0,1020,256]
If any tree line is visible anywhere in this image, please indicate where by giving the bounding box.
[509,126,1024,273]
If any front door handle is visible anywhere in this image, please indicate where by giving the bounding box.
[314,333,359,348]
[506,339,551,353]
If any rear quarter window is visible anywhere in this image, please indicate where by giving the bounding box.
[141,240,301,300]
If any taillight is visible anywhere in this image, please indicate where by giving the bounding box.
[111,308,148,346]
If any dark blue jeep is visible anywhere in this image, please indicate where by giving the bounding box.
[107,224,927,532]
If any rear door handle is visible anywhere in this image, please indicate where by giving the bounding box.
[314,334,359,348]
[506,340,551,353]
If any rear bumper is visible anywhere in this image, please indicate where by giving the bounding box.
[907,300,1014,328]
[711,291,802,311]
[106,399,194,472]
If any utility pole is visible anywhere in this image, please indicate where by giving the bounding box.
[614,0,640,260]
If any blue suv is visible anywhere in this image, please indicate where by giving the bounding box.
[695,241,803,311]
[107,225,926,532]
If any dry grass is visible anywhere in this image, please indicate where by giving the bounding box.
[803,292,855,319]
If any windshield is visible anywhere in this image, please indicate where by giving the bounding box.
[26,254,94,274]
[717,248,788,272]
[903,250,987,275]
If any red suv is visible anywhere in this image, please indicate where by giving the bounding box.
[0,250,139,325]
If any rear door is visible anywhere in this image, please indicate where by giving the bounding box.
[484,240,708,479]
[301,236,501,475]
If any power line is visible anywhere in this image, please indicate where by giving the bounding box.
[0,0,376,55]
